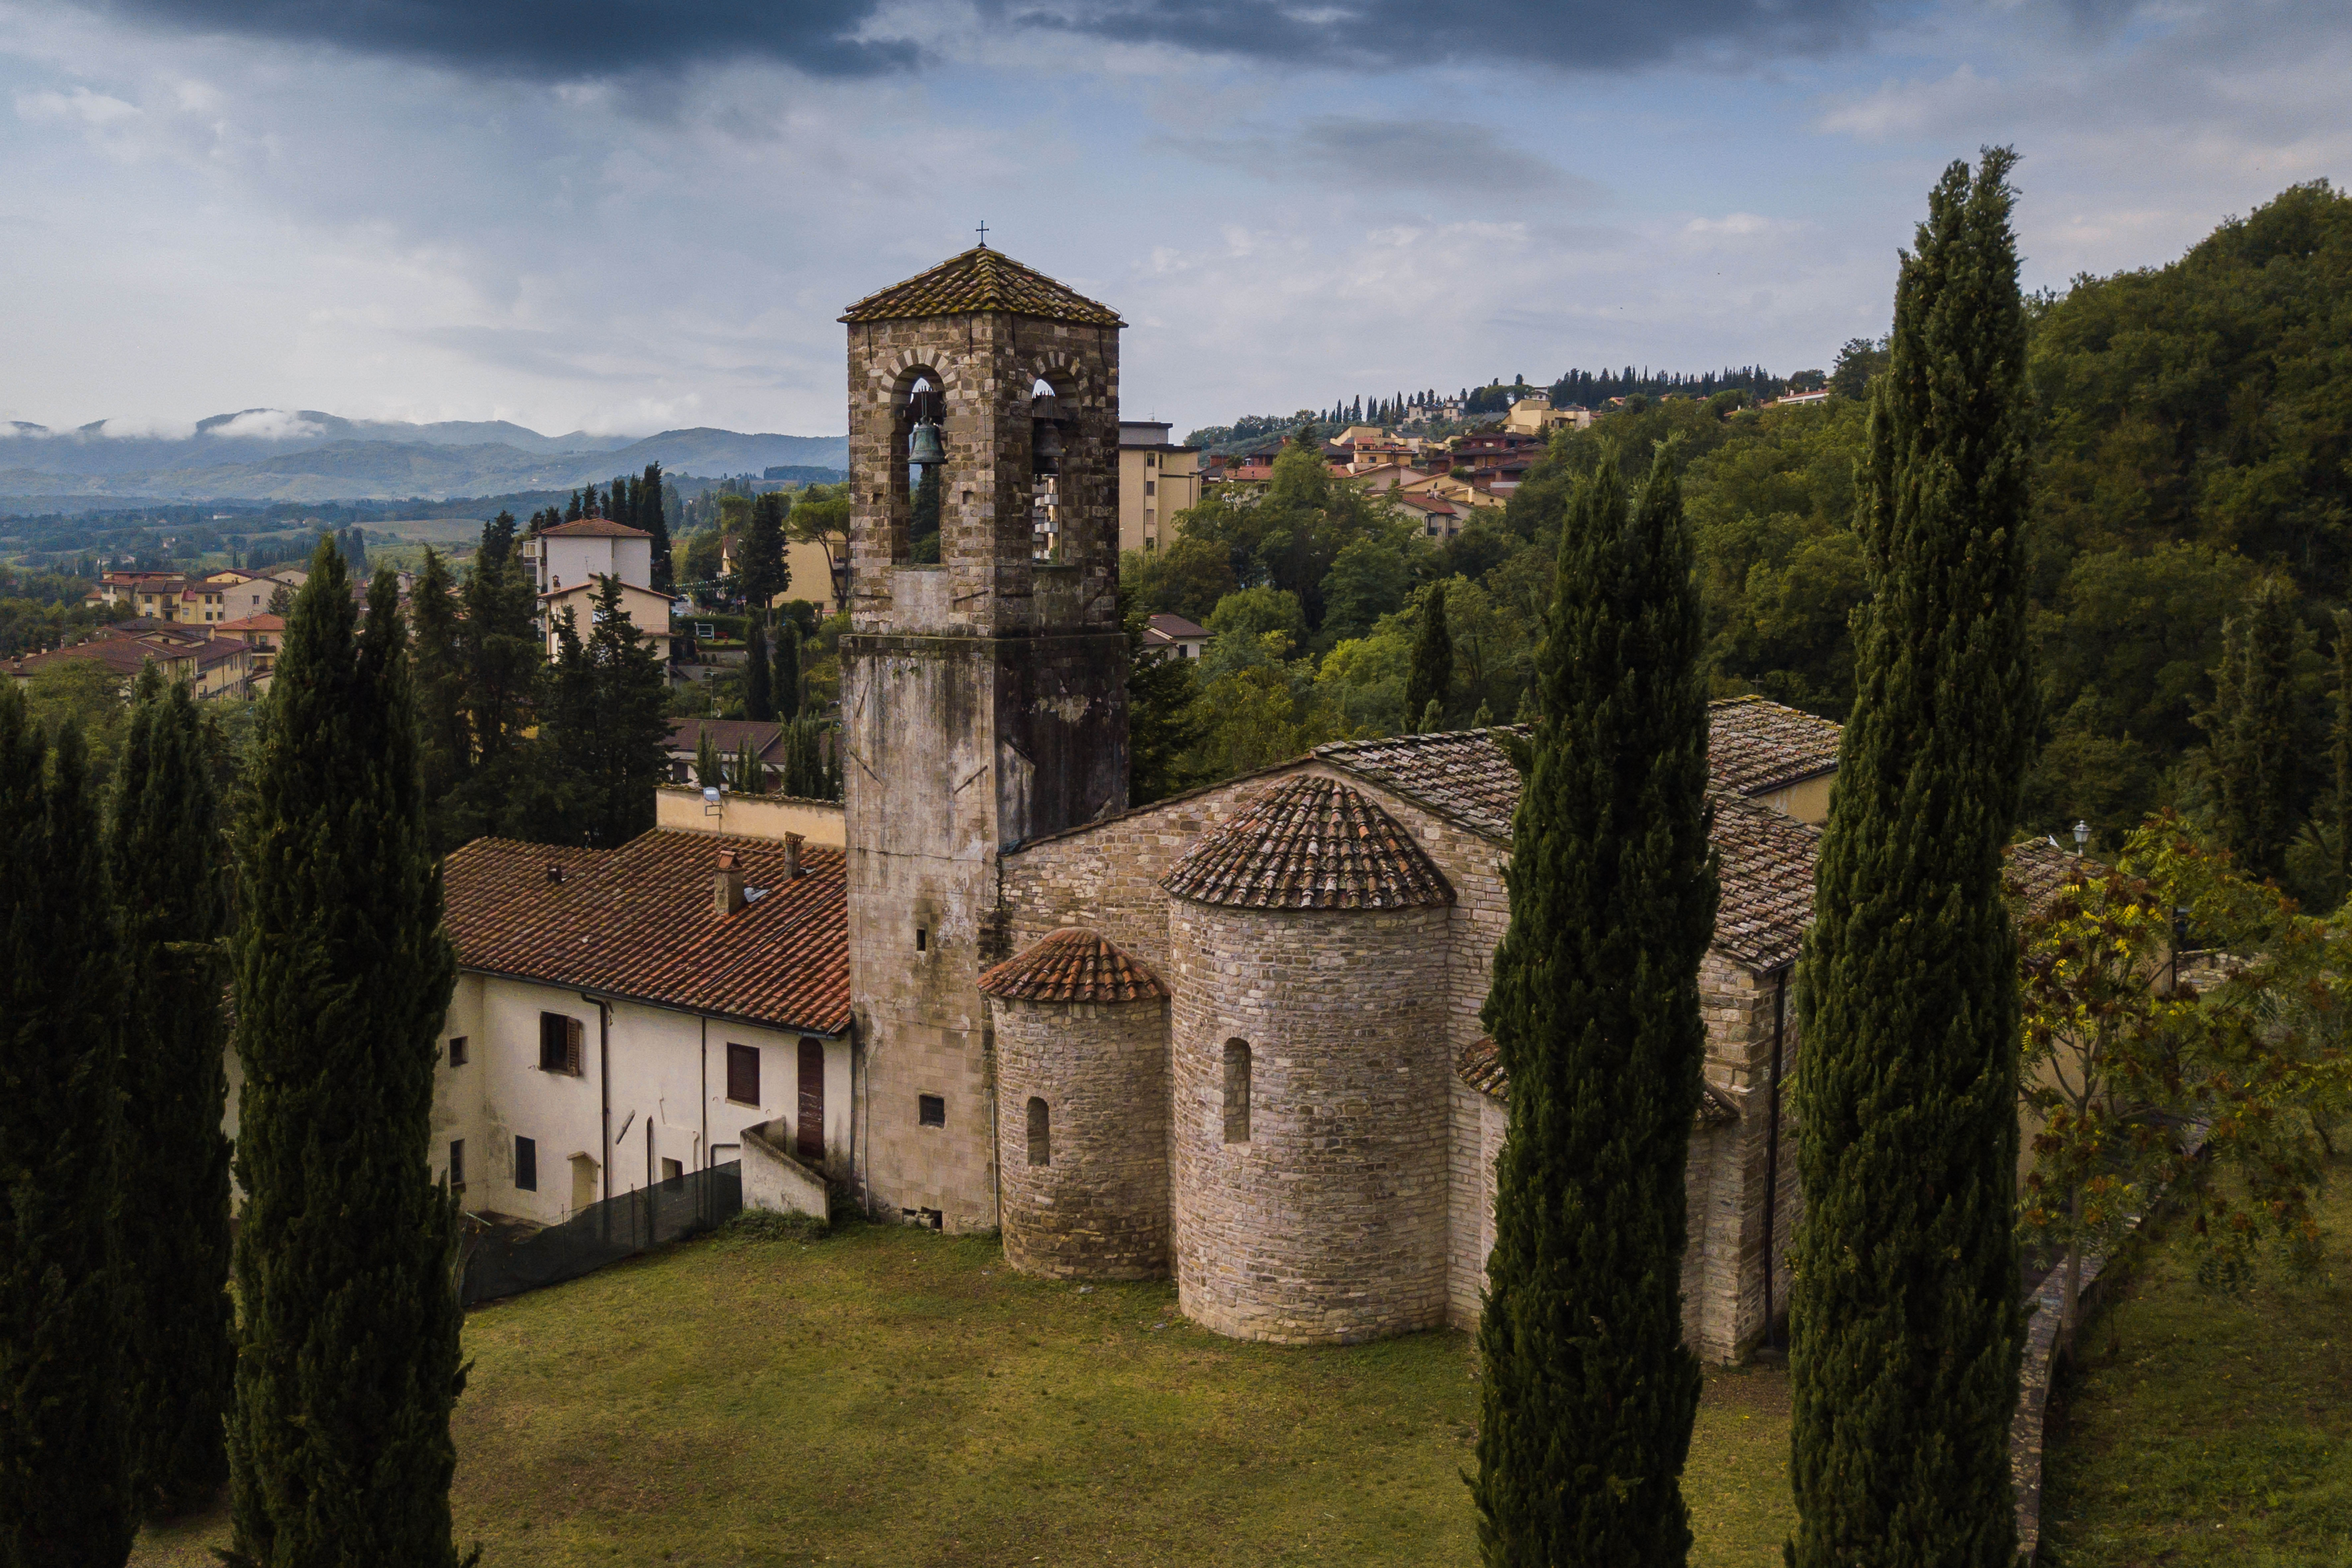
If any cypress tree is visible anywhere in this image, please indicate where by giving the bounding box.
[694,724,725,790]
[224,542,469,1566]
[0,692,134,1568]
[1472,443,1717,1565]
[744,612,773,722]
[2199,573,2310,882]
[1406,580,1453,730]
[541,575,669,846]
[408,549,471,851]
[641,462,674,593]
[111,667,233,1521]
[1788,149,2034,1568]
[734,735,766,794]
[774,621,802,722]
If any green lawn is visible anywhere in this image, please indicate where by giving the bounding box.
[135,1221,1793,1566]
[2041,1159,2352,1566]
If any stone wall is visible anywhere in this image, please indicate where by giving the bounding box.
[1168,899,1452,1344]
[989,994,1170,1279]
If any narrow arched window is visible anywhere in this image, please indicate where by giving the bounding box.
[1222,1040,1251,1144]
[1030,378,1063,563]
[904,375,945,565]
[1026,1096,1051,1166]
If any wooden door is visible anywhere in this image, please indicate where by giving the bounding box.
[797,1039,824,1165]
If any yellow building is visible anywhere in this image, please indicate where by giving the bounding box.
[1117,421,1203,554]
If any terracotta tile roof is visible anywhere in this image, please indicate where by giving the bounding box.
[1162,775,1454,910]
[666,718,786,760]
[215,614,285,633]
[1457,1036,1740,1123]
[979,928,1169,1005]
[1705,696,1842,795]
[1315,700,1840,833]
[839,247,1124,327]
[441,829,848,1035]
[2004,837,2087,921]
[1707,790,1818,972]
[536,517,653,539]
[1316,728,1524,839]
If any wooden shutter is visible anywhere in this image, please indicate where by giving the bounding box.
[565,1015,585,1075]
[727,1043,759,1106]
[796,1039,824,1162]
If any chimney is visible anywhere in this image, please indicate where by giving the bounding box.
[714,847,746,916]
[782,832,803,882]
[546,863,565,885]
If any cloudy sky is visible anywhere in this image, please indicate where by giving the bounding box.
[2,0,2345,441]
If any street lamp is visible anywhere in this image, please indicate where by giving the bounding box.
[2073,819,2090,856]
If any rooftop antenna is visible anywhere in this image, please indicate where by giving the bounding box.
[975,220,989,249]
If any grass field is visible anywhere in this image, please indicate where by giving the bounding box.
[134,1219,1794,1567]
[2040,1158,2352,1566]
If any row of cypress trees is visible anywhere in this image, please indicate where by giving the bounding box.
[2,538,470,1564]
[1476,148,2034,1566]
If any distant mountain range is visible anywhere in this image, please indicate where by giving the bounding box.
[0,410,847,506]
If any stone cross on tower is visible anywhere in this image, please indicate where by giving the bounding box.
[835,249,1129,1231]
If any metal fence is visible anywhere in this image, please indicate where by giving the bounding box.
[460,1160,743,1308]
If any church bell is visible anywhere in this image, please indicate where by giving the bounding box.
[908,418,946,469]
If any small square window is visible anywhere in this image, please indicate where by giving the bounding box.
[448,1035,468,1067]
[514,1135,538,1192]
[918,1094,945,1128]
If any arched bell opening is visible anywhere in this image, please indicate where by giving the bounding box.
[891,369,947,567]
[1028,376,1066,564]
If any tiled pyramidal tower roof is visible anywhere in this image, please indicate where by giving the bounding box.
[979,928,1169,1004]
[838,247,1125,327]
[1161,775,1455,910]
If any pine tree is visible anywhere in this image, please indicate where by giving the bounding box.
[1789,149,2034,1568]
[744,613,773,723]
[641,462,674,594]
[2199,573,2311,882]
[1472,442,1716,1566]
[565,489,584,523]
[1,691,135,1567]
[1406,580,1453,729]
[774,621,802,722]
[224,543,469,1566]
[111,666,233,1520]
[479,510,518,569]
[1125,588,1203,806]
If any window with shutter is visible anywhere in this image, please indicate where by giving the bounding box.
[448,1138,465,1189]
[514,1136,538,1192]
[726,1043,760,1106]
[539,1013,584,1076]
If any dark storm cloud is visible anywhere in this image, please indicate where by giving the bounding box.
[88,0,1891,78]
[88,0,915,78]
[992,0,1890,72]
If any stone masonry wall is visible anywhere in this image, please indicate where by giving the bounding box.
[990,994,1170,1279]
[841,303,1126,1234]
[1168,899,1452,1344]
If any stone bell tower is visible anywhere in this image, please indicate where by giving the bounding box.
[837,249,1128,1230]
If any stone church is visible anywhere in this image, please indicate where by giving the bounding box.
[832,247,1832,1362]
